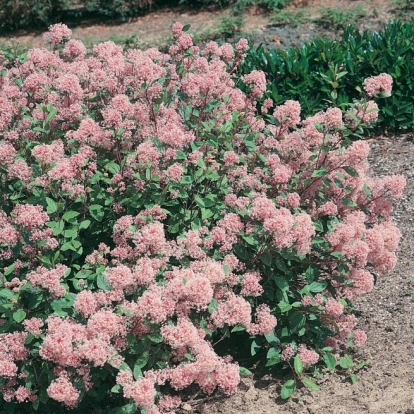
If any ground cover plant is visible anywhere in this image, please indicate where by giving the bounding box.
[0,23,405,413]
[241,18,414,133]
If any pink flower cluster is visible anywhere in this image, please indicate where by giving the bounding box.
[363,73,393,97]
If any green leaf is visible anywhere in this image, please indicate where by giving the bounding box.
[182,24,191,32]
[280,379,296,399]
[311,168,328,178]
[135,352,149,369]
[89,204,104,221]
[294,355,303,375]
[111,384,121,394]
[108,403,137,414]
[339,355,353,369]
[342,198,358,207]
[13,309,26,323]
[231,325,245,333]
[350,373,358,384]
[0,289,13,299]
[45,197,58,214]
[208,298,219,313]
[133,363,142,380]
[302,378,320,391]
[4,264,15,276]
[260,252,273,266]
[233,244,248,261]
[251,339,261,356]
[194,195,205,208]
[97,274,111,291]
[363,183,372,198]
[323,353,336,370]
[79,220,91,230]
[264,331,279,346]
[309,281,327,293]
[278,301,292,312]
[266,348,281,366]
[62,211,80,221]
[343,166,359,177]
[239,367,253,376]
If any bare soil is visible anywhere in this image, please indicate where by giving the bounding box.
[1,1,413,413]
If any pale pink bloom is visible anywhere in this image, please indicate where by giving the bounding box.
[26,265,67,298]
[301,296,313,306]
[211,292,251,329]
[297,344,319,367]
[219,43,235,62]
[363,73,393,97]
[63,39,87,60]
[324,298,344,317]
[318,201,338,216]
[274,100,301,129]
[177,34,193,50]
[76,337,115,367]
[23,72,49,93]
[7,160,32,182]
[87,310,126,338]
[157,395,182,412]
[214,362,240,395]
[0,359,18,377]
[31,140,65,165]
[47,374,80,408]
[166,163,183,182]
[14,386,35,403]
[123,377,156,409]
[353,329,367,346]
[44,23,72,45]
[248,304,277,335]
[236,38,249,53]
[349,100,379,124]
[242,70,267,98]
[250,196,277,221]
[281,344,295,361]
[286,192,300,209]
[0,141,17,165]
[342,268,374,298]
[324,107,343,129]
[336,314,358,339]
[0,332,28,361]
[22,318,44,336]
[0,225,20,245]
[223,151,239,167]
[104,264,134,291]
[74,290,98,317]
[240,271,263,297]
[172,22,184,37]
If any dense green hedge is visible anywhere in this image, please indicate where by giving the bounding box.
[240,19,414,133]
[0,0,70,31]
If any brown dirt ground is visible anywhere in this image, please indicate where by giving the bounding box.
[1,1,413,413]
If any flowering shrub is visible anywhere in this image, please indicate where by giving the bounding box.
[0,22,405,413]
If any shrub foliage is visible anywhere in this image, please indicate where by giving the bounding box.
[241,19,414,133]
[0,24,405,413]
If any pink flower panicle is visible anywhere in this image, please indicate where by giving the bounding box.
[43,23,72,45]
[363,73,393,98]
